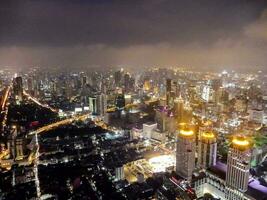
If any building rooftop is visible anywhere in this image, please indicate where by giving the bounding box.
[246,178,267,200]
[232,135,251,151]
[201,132,215,139]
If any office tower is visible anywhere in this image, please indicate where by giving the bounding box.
[201,85,214,102]
[155,109,168,132]
[182,103,193,123]
[115,94,125,110]
[27,77,33,94]
[115,69,123,87]
[143,122,157,139]
[81,75,87,87]
[166,79,173,107]
[89,96,97,114]
[124,72,131,93]
[15,138,24,160]
[143,80,151,92]
[197,131,217,169]
[96,93,107,116]
[174,96,184,123]
[13,76,23,101]
[115,165,125,181]
[226,136,251,195]
[176,125,196,182]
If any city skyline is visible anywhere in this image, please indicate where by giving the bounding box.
[0,1,267,200]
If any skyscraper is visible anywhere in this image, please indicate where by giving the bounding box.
[89,96,97,114]
[226,136,252,198]
[115,69,123,87]
[115,94,125,110]
[124,72,131,93]
[13,76,23,102]
[174,96,184,123]
[96,93,107,116]
[197,131,217,169]
[176,125,196,183]
[166,79,173,107]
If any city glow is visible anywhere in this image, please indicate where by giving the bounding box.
[202,132,215,139]
[148,155,175,173]
[232,137,250,147]
[180,129,194,137]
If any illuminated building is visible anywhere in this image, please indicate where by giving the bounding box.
[197,131,217,169]
[26,77,34,95]
[96,93,107,116]
[81,75,87,87]
[115,69,123,87]
[176,126,196,183]
[226,136,252,198]
[115,165,125,181]
[89,96,97,114]
[248,109,264,124]
[166,79,174,108]
[174,96,184,123]
[124,72,135,93]
[13,76,23,102]
[15,138,24,160]
[155,108,168,132]
[143,80,151,92]
[155,107,176,135]
[201,85,214,102]
[143,122,157,139]
[115,94,125,110]
[234,97,247,113]
[182,103,193,123]
[148,155,175,173]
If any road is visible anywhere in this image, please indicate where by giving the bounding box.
[28,114,89,135]
[1,86,11,111]
[23,90,58,113]
[0,86,11,130]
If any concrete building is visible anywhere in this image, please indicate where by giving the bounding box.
[226,136,252,199]
[143,122,157,139]
[176,126,196,183]
[197,132,217,169]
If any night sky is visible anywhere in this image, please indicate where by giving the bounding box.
[0,0,267,72]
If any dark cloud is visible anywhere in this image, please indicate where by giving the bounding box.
[0,0,267,72]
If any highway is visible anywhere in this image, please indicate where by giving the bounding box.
[28,114,89,135]
[1,86,11,111]
[0,86,11,130]
[23,90,58,113]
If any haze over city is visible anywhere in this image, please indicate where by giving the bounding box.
[0,1,267,200]
[1,0,267,72]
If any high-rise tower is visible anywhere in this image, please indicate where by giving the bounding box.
[226,136,252,199]
[197,131,217,169]
[13,76,23,102]
[176,125,196,182]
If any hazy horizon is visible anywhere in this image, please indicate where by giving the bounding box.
[1,0,267,72]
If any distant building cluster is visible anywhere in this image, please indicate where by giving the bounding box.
[0,67,266,199]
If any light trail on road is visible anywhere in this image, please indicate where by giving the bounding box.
[1,86,11,111]
[23,90,58,113]
[33,132,41,199]
[1,85,11,130]
[28,114,89,135]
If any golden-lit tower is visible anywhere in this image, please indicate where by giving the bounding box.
[226,135,252,198]
[197,131,217,169]
[143,80,151,92]
[176,124,196,182]
[182,102,193,123]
